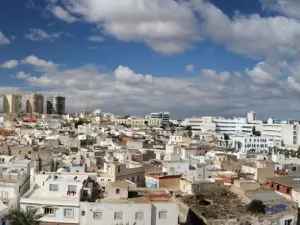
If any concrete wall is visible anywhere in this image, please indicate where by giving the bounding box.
[80,201,152,225]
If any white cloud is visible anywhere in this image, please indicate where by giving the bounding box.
[186,64,194,73]
[55,0,200,55]
[0,60,19,69]
[8,59,300,118]
[50,6,77,23]
[191,0,300,59]
[88,35,105,42]
[24,28,60,41]
[0,32,10,45]
[201,69,230,82]
[261,0,300,19]
[21,55,59,71]
[10,71,31,79]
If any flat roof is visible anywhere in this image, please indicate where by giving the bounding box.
[266,176,300,188]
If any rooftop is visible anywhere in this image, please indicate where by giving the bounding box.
[266,176,300,188]
[180,189,247,220]
[180,188,297,220]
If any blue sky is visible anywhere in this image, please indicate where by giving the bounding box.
[1,0,300,119]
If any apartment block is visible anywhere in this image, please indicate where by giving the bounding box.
[0,156,31,222]
[47,95,66,115]
[20,174,90,225]
[3,94,22,114]
[80,182,178,225]
[26,93,44,114]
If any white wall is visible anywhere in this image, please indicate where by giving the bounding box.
[80,202,152,225]
[20,203,80,224]
[151,201,178,225]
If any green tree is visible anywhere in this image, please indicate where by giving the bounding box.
[5,208,43,225]
[75,119,84,128]
[224,134,230,147]
[247,200,265,214]
[187,130,193,138]
[252,126,256,136]
[170,126,175,135]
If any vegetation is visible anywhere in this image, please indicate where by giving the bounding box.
[252,126,261,136]
[75,119,84,128]
[224,133,230,147]
[5,208,43,225]
[170,126,175,135]
[187,130,193,138]
[247,200,265,214]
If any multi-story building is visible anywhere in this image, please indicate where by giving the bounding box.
[26,93,44,114]
[80,182,178,225]
[113,117,162,127]
[230,134,274,154]
[262,118,300,148]
[182,111,264,134]
[149,112,170,126]
[20,173,90,225]
[3,94,22,114]
[0,155,31,224]
[47,95,66,115]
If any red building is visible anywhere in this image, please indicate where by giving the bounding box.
[264,176,300,196]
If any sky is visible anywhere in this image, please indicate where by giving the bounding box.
[1,0,300,119]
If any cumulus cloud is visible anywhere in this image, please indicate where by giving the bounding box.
[201,69,230,82]
[21,55,59,71]
[24,28,60,41]
[186,64,194,73]
[51,0,200,55]
[191,0,300,59]
[88,35,105,42]
[7,57,300,118]
[0,60,19,69]
[261,0,300,19]
[50,6,77,23]
[0,32,10,45]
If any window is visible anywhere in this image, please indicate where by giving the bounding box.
[277,184,280,191]
[114,212,123,220]
[93,212,102,220]
[44,207,55,216]
[135,211,144,220]
[64,209,73,218]
[116,189,120,194]
[26,206,34,212]
[68,185,77,192]
[49,184,58,191]
[118,166,121,173]
[81,210,85,216]
[285,219,292,225]
[159,210,167,219]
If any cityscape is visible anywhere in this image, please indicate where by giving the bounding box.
[2,0,300,225]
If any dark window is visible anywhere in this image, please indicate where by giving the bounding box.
[81,211,85,216]
[277,184,280,191]
[116,189,120,194]
[285,219,292,225]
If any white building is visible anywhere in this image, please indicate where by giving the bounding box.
[113,117,162,128]
[0,156,31,224]
[262,119,300,148]
[20,173,89,225]
[231,134,274,154]
[80,182,178,225]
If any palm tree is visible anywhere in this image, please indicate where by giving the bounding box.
[5,208,43,225]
